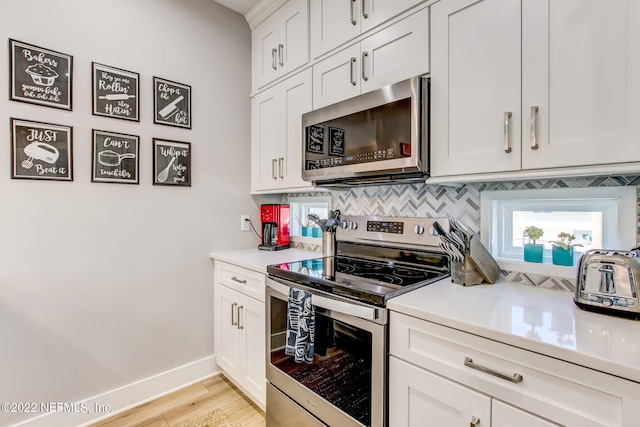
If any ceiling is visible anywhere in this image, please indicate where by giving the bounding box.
[213,0,260,15]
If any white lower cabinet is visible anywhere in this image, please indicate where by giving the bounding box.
[388,311,640,427]
[214,261,266,408]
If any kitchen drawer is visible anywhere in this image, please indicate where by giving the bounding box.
[215,261,265,302]
[389,311,640,427]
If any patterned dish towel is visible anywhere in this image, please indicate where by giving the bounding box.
[285,287,315,363]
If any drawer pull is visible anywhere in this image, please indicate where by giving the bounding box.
[231,276,247,284]
[464,356,523,384]
[470,415,480,427]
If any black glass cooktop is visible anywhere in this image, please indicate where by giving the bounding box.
[267,255,448,307]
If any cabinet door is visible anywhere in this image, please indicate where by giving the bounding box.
[279,69,313,190]
[251,85,282,192]
[430,0,521,177]
[361,0,422,32]
[252,16,281,90]
[279,0,309,76]
[238,293,267,407]
[312,43,361,109]
[522,0,640,169]
[493,400,559,427]
[214,284,240,378]
[389,356,491,427]
[310,0,361,59]
[360,7,429,95]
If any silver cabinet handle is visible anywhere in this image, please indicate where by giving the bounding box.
[271,48,277,70]
[503,112,512,153]
[278,44,284,67]
[362,51,369,81]
[464,356,523,383]
[231,302,237,326]
[350,0,357,25]
[350,57,357,85]
[470,415,480,427]
[530,105,539,150]
[362,0,368,18]
[278,157,284,179]
[272,159,277,180]
[231,276,247,284]
[237,305,244,330]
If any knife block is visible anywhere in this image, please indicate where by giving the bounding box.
[451,235,501,286]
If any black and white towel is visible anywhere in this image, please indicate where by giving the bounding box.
[285,287,315,364]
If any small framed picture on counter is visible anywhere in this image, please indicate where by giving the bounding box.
[11,118,73,181]
[92,63,140,121]
[9,39,73,110]
[152,138,191,186]
[91,130,139,184]
[153,77,191,129]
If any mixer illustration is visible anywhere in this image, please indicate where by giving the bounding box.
[22,142,59,169]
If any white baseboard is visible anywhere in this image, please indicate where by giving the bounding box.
[11,355,218,427]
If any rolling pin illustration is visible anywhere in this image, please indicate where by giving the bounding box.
[98,94,136,100]
[159,95,184,119]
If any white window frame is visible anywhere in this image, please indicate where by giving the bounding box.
[481,187,637,278]
[288,195,332,243]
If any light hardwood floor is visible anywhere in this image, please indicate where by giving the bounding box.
[89,374,265,427]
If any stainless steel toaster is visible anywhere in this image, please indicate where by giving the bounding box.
[574,249,640,319]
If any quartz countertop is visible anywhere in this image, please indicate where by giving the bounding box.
[387,278,640,384]
[210,247,319,273]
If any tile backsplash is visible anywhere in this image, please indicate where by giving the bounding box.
[285,175,640,292]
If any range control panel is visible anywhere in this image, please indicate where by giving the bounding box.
[366,221,404,234]
[336,215,448,248]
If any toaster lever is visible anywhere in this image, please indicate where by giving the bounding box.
[599,264,615,294]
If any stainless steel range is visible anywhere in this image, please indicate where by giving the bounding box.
[265,215,451,427]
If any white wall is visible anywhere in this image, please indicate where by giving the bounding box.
[0,1,258,425]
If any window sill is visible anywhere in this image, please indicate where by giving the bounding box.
[496,259,577,279]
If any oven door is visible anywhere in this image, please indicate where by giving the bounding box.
[266,277,387,427]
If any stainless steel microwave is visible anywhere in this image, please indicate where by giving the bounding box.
[302,75,429,187]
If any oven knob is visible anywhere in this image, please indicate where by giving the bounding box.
[428,226,438,236]
[414,225,425,235]
[340,221,349,229]
[349,221,358,230]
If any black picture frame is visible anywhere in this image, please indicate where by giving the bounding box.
[153,77,191,129]
[9,39,73,110]
[92,63,140,121]
[91,130,140,184]
[152,138,191,186]
[11,118,73,181]
[328,126,345,157]
[306,124,324,153]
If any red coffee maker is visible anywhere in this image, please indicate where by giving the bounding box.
[259,204,290,251]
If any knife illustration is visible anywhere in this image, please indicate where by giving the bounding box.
[159,95,184,119]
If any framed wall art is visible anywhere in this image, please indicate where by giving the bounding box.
[152,138,191,186]
[153,77,191,129]
[11,118,73,181]
[92,63,140,121]
[92,130,140,184]
[9,39,73,110]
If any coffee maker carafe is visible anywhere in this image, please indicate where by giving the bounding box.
[259,204,290,251]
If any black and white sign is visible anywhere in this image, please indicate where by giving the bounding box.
[9,39,73,110]
[153,139,191,186]
[306,125,324,154]
[92,63,139,121]
[153,77,191,129]
[11,118,73,181]
[92,130,139,184]
[328,127,345,156]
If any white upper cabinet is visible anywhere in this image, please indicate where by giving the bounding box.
[252,0,309,91]
[431,0,640,178]
[313,7,429,109]
[251,68,313,193]
[310,0,424,59]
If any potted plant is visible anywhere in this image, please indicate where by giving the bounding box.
[550,232,582,266]
[523,226,544,263]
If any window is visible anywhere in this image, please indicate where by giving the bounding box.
[288,196,332,239]
[481,187,636,275]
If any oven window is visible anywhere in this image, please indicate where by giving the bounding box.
[269,296,372,426]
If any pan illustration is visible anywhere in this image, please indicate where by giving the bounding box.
[98,150,136,167]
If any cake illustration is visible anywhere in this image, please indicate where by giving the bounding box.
[25,64,59,86]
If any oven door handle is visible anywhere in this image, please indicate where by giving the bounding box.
[267,278,380,321]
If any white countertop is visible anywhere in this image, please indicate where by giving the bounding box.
[210,247,319,273]
[387,278,640,384]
